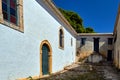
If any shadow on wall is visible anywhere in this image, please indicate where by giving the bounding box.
[76,39,93,62]
[76,39,107,62]
[99,41,107,58]
[86,52,104,63]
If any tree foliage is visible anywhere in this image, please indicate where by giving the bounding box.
[59,8,95,33]
[85,27,95,33]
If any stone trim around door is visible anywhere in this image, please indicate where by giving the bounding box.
[40,40,52,77]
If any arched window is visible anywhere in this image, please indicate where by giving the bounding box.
[59,29,64,49]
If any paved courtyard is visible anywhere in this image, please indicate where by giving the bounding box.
[33,62,120,80]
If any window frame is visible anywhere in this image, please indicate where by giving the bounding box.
[59,28,64,49]
[108,38,113,45]
[81,38,86,45]
[71,38,73,46]
[0,0,24,32]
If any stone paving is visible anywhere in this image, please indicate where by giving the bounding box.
[93,62,120,80]
[38,62,120,80]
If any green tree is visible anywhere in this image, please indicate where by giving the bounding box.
[59,8,95,33]
[85,27,95,33]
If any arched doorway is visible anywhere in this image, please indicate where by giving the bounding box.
[40,40,52,76]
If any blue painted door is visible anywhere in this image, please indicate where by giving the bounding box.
[42,44,49,75]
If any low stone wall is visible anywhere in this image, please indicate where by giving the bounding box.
[76,50,93,62]
[76,50,105,63]
[87,54,103,63]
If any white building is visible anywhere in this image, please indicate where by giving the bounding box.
[0,0,77,80]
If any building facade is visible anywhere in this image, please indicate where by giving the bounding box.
[113,5,120,69]
[76,33,113,62]
[0,0,120,80]
[0,0,77,80]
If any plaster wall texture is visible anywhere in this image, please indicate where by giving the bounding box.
[0,0,76,80]
[77,35,113,59]
[114,14,120,69]
[88,54,103,63]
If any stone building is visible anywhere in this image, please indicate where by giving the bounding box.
[76,5,120,68]
[113,5,120,69]
[0,0,77,80]
[76,33,113,62]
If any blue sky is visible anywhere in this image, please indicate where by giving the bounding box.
[53,0,120,33]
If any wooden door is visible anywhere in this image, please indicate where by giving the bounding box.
[42,44,49,75]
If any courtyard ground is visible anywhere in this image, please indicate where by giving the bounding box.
[29,62,120,80]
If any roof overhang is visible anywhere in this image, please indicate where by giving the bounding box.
[77,33,113,36]
[36,0,77,37]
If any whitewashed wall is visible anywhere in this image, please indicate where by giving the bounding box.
[0,0,76,80]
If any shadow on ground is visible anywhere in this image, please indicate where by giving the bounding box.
[40,63,104,80]
[27,61,120,80]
